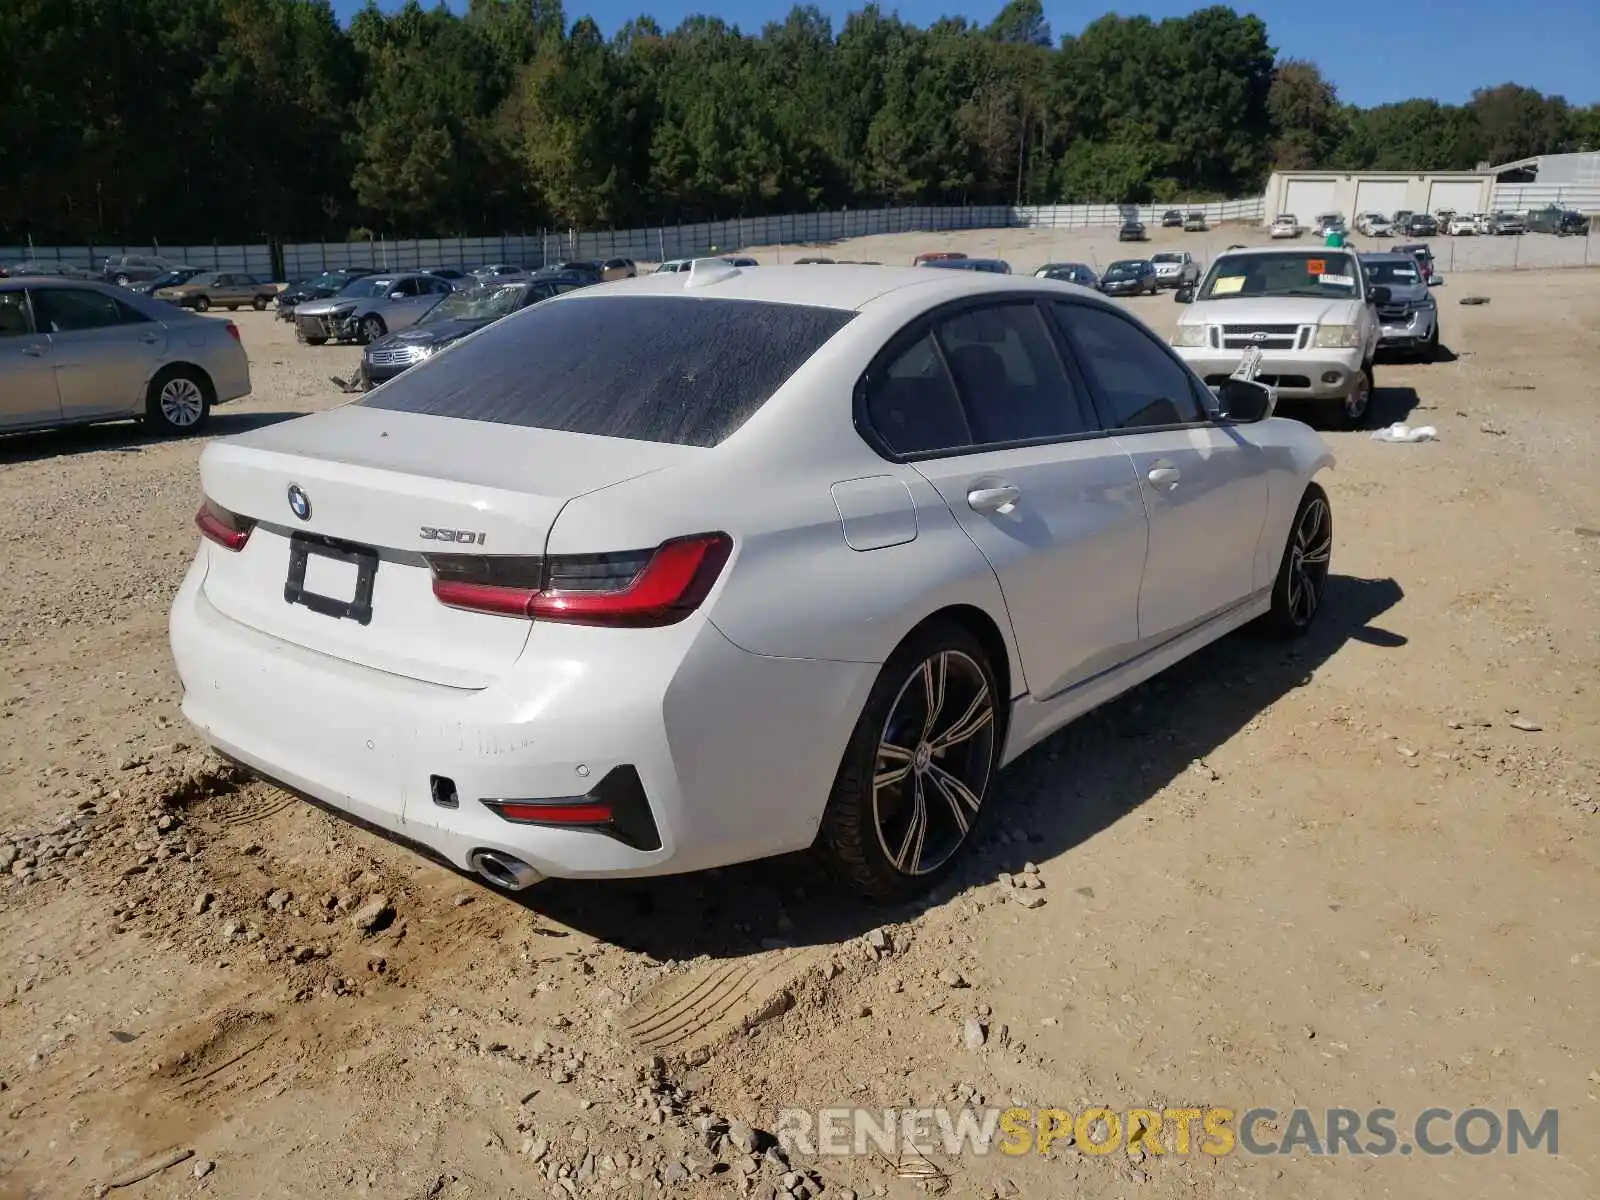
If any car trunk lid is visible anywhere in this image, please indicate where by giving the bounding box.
[196,405,700,688]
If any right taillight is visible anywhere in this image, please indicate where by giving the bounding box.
[195,499,255,551]
[426,532,731,627]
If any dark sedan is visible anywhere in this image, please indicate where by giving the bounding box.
[1098,259,1159,295]
[1032,262,1100,288]
[359,273,590,387]
[276,268,378,321]
[1118,220,1147,242]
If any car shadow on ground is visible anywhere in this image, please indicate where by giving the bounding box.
[1368,385,1423,427]
[0,410,298,464]
[516,573,1405,959]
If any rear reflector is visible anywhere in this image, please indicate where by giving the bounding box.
[480,766,661,850]
[195,498,255,551]
[489,800,614,825]
[427,532,731,626]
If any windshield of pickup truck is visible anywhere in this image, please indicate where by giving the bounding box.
[1196,251,1359,300]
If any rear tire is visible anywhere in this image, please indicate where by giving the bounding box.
[252,296,268,311]
[144,366,212,435]
[1259,484,1332,639]
[303,336,327,346]
[818,620,1000,902]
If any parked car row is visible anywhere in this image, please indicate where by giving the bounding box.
[1275,206,1588,240]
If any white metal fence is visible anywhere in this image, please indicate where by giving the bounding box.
[279,198,1270,277]
[1489,182,1600,215]
[6,193,1595,280]
[0,243,274,275]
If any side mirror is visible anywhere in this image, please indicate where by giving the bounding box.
[1174,286,1195,303]
[1216,378,1274,423]
[390,290,407,300]
[1367,285,1391,305]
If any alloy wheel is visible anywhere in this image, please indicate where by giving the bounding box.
[159,377,206,428]
[1344,370,1371,420]
[872,649,996,877]
[1285,496,1332,628]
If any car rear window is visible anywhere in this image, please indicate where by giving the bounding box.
[359,295,854,447]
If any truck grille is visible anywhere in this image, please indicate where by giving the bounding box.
[1378,305,1413,324]
[1220,324,1303,350]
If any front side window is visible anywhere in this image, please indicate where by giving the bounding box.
[933,304,1095,444]
[1054,304,1206,429]
[362,296,854,448]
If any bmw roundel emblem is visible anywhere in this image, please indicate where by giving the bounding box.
[287,484,311,521]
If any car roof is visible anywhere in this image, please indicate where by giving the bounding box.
[1358,252,1417,262]
[552,263,1116,314]
[1209,245,1354,259]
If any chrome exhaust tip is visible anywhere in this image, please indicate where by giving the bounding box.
[469,850,543,892]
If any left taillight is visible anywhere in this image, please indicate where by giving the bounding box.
[195,498,255,551]
[224,321,240,342]
[426,532,732,627]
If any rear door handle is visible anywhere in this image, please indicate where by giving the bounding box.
[1147,465,1182,488]
[967,485,1020,514]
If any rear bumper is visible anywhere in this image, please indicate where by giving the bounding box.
[169,555,873,881]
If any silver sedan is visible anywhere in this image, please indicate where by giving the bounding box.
[0,277,250,436]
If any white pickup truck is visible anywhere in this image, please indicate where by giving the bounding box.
[1168,246,1390,429]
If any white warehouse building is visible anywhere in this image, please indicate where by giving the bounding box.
[1262,170,1494,223]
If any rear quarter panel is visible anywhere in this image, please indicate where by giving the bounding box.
[547,455,1023,682]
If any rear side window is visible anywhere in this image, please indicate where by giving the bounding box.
[32,288,147,332]
[361,296,854,447]
[933,304,1096,443]
[0,291,33,337]
[862,332,972,455]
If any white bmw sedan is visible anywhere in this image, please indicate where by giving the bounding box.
[170,262,1335,901]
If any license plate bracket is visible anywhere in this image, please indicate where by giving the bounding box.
[285,534,377,625]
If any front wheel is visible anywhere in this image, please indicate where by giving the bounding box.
[358,315,386,344]
[818,621,1000,902]
[145,367,212,435]
[1260,484,1332,638]
[1333,363,1373,430]
[193,295,211,312]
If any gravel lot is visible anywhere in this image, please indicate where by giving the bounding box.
[1,257,1597,1200]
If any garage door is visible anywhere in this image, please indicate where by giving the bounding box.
[1283,179,1338,221]
[1354,179,1408,219]
[1427,179,1485,215]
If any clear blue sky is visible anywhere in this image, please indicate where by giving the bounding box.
[329,0,1599,109]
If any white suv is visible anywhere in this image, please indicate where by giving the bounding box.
[1170,247,1386,428]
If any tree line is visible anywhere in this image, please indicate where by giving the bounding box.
[1,0,1595,244]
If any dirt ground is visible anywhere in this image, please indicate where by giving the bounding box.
[1,257,1597,1200]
